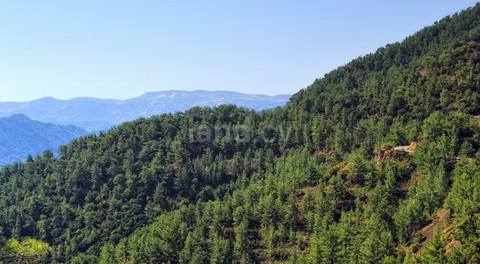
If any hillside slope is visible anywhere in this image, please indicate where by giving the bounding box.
[97,5,480,263]
[0,90,290,131]
[1,4,480,264]
[0,114,88,166]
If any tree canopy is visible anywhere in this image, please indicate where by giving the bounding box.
[1,3,480,264]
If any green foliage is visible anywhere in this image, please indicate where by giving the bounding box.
[420,230,448,264]
[1,3,480,263]
[0,238,51,263]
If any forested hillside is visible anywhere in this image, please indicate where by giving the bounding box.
[2,4,480,264]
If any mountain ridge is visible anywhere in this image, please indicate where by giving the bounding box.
[0,114,88,166]
[0,90,291,132]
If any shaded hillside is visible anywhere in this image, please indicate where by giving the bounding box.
[0,114,88,166]
[1,4,480,264]
[0,90,290,131]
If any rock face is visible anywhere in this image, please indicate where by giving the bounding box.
[0,114,88,166]
[0,90,291,131]
[393,142,417,153]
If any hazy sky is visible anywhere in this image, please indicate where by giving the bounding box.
[1,1,478,102]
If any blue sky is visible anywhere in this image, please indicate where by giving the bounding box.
[1,1,478,102]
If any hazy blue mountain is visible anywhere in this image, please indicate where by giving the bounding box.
[0,114,88,166]
[0,90,291,131]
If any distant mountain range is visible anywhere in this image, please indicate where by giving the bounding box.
[0,90,291,131]
[0,114,88,166]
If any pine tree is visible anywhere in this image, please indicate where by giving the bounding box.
[421,230,447,263]
[99,243,115,264]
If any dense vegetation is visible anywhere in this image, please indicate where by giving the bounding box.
[2,4,480,263]
[0,238,51,263]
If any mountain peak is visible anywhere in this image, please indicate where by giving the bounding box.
[7,113,30,120]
